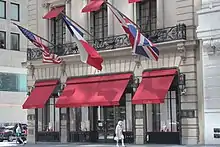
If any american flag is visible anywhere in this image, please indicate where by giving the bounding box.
[108,4,159,61]
[15,24,62,64]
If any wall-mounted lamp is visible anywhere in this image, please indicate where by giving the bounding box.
[57,83,66,97]
[131,77,140,88]
[179,73,186,95]
[27,86,35,96]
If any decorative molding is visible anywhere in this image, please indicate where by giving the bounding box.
[133,55,142,69]
[42,3,50,8]
[60,61,67,76]
[27,63,35,79]
[65,0,71,4]
[177,43,186,62]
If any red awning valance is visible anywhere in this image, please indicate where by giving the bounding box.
[132,69,177,104]
[55,73,132,108]
[22,79,59,109]
[43,7,64,19]
[128,0,142,3]
[81,0,105,13]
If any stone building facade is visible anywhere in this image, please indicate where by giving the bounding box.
[197,0,220,145]
[23,0,203,145]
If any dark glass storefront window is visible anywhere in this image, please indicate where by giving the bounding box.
[0,72,27,92]
[37,97,60,132]
[147,91,178,132]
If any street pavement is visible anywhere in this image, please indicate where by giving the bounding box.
[0,142,219,147]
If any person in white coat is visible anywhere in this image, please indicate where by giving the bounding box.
[114,121,125,147]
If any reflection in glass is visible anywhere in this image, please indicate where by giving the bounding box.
[69,108,76,131]
[11,3,19,21]
[37,97,60,132]
[0,72,27,92]
[146,90,178,132]
[10,33,19,51]
[0,1,5,18]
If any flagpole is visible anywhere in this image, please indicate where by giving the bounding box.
[60,12,94,38]
[12,22,56,46]
[105,1,141,31]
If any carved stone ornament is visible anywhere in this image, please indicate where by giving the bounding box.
[27,63,35,78]
[42,3,50,8]
[66,0,71,4]
[133,54,142,69]
[60,61,66,76]
[177,43,186,62]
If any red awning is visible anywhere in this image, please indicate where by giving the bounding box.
[128,0,142,3]
[22,79,59,109]
[43,7,64,19]
[132,69,177,104]
[55,73,132,108]
[81,0,105,13]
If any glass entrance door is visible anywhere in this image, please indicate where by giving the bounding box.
[96,106,126,143]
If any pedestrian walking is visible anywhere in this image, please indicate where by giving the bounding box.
[15,124,24,145]
[114,121,125,147]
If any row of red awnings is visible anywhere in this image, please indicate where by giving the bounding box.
[22,69,177,109]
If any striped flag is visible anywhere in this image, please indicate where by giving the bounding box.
[15,24,62,64]
[62,15,103,70]
[108,4,159,61]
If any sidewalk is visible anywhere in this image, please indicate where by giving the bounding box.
[31,142,219,147]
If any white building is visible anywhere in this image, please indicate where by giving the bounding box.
[0,0,28,124]
[197,0,220,145]
[24,0,203,145]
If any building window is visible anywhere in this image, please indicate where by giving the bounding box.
[0,0,6,19]
[0,72,27,92]
[10,33,20,51]
[51,7,66,46]
[0,31,6,49]
[10,3,20,21]
[136,0,157,34]
[91,4,108,39]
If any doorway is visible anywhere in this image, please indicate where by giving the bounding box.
[144,74,181,144]
[93,105,126,143]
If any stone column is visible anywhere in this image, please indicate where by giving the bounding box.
[134,65,144,144]
[126,93,132,131]
[135,105,144,144]
[60,108,67,143]
[27,68,36,143]
[81,107,89,131]
[113,0,133,35]
[157,0,164,29]
[108,0,114,36]
[65,0,71,43]
[27,109,36,144]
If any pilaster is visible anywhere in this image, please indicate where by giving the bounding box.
[60,108,68,143]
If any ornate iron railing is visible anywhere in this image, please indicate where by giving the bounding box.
[27,24,186,61]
